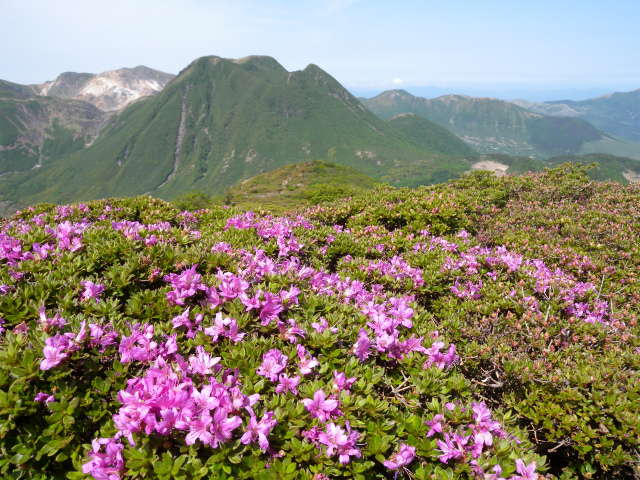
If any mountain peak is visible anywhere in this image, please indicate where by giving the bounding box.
[32,67,175,111]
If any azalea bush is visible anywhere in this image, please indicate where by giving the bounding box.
[0,164,638,479]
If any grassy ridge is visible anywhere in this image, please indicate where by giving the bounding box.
[469,153,640,185]
[223,160,381,212]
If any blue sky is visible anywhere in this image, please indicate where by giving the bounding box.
[1,0,638,99]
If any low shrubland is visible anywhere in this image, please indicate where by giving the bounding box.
[0,164,638,479]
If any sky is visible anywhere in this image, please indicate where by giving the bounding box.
[1,0,639,100]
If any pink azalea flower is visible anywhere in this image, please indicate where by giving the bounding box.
[203,311,234,341]
[279,286,300,306]
[239,290,262,312]
[297,344,319,375]
[189,345,221,375]
[82,437,124,479]
[34,392,55,405]
[277,319,306,343]
[436,432,468,464]
[275,373,300,396]
[210,407,242,448]
[186,412,214,446]
[486,465,506,480]
[332,370,356,394]
[383,443,416,470]
[470,401,502,449]
[240,411,277,451]
[259,293,283,326]
[426,414,444,437]
[37,305,67,331]
[192,384,222,413]
[40,333,72,370]
[80,280,105,303]
[256,349,288,382]
[512,459,538,480]
[318,421,361,464]
[302,389,341,423]
[311,317,339,334]
[351,328,371,361]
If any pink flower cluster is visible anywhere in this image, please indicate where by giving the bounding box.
[420,401,538,478]
[40,321,87,370]
[17,207,545,478]
[0,232,33,266]
[50,221,87,252]
[164,264,207,305]
[87,350,273,478]
[303,420,362,465]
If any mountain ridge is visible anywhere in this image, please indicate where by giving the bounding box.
[361,89,640,159]
[511,88,640,144]
[30,66,176,112]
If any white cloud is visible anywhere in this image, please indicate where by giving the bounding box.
[392,78,404,85]
[314,0,359,17]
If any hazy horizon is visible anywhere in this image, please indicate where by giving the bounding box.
[1,0,638,102]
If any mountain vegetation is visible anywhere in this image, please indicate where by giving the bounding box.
[1,164,639,480]
[512,89,640,144]
[361,90,640,160]
[222,160,381,212]
[1,57,639,219]
[468,153,640,185]
[384,113,477,158]
[0,94,109,175]
[0,56,466,215]
[172,160,381,213]
[0,80,40,99]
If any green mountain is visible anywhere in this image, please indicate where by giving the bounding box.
[512,88,640,144]
[0,56,467,213]
[385,112,477,157]
[0,93,109,175]
[362,90,640,160]
[0,79,39,98]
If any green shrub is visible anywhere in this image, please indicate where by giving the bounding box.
[1,164,638,479]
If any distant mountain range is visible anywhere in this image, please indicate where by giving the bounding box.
[353,86,615,103]
[361,90,640,160]
[511,89,640,144]
[0,56,639,216]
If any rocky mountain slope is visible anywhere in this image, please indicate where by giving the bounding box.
[362,90,640,160]
[31,66,175,111]
[0,66,174,181]
[0,93,109,176]
[511,88,640,144]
